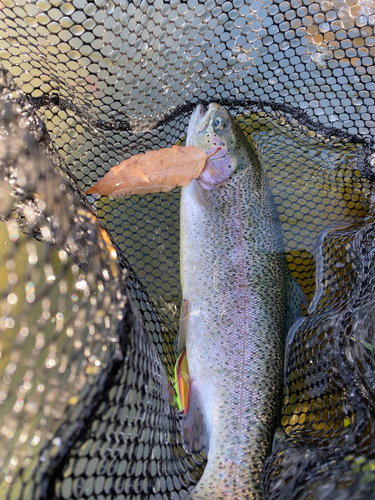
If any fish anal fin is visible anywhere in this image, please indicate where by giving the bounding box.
[182,382,209,454]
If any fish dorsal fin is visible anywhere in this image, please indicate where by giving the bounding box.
[181,381,209,453]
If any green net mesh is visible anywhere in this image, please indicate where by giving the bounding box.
[0,0,375,499]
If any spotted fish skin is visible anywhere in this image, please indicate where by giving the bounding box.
[180,104,290,499]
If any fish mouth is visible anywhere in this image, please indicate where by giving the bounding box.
[196,103,223,133]
[186,102,225,146]
[187,103,226,144]
[187,103,224,145]
[186,104,205,146]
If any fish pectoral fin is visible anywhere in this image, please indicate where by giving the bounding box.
[286,272,308,333]
[177,299,189,353]
[272,425,287,450]
[187,178,214,213]
[182,381,209,453]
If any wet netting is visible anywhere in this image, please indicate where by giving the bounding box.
[0,0,375,499]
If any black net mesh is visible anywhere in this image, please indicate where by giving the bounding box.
[1,0,375,499]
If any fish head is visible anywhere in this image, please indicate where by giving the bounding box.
[186,103,258,189]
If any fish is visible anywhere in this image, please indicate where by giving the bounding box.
[178,103,303,499]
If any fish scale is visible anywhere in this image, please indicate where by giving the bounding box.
[180,104,291,499]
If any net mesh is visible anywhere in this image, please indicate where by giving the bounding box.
[0,0,375,499]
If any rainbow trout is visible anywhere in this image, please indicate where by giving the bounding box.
[178,104,302,499]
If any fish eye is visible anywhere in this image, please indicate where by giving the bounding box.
[213,116,227,130]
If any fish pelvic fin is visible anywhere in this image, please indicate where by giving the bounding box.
[272,424,287,451]
[286,272,307,334]
[181,381,209,454]
[283,273,308,377]
[174,350,208,451]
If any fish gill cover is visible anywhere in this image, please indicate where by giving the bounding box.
[0,1,374,499]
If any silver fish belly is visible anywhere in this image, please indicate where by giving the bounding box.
[180,110,290,499]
